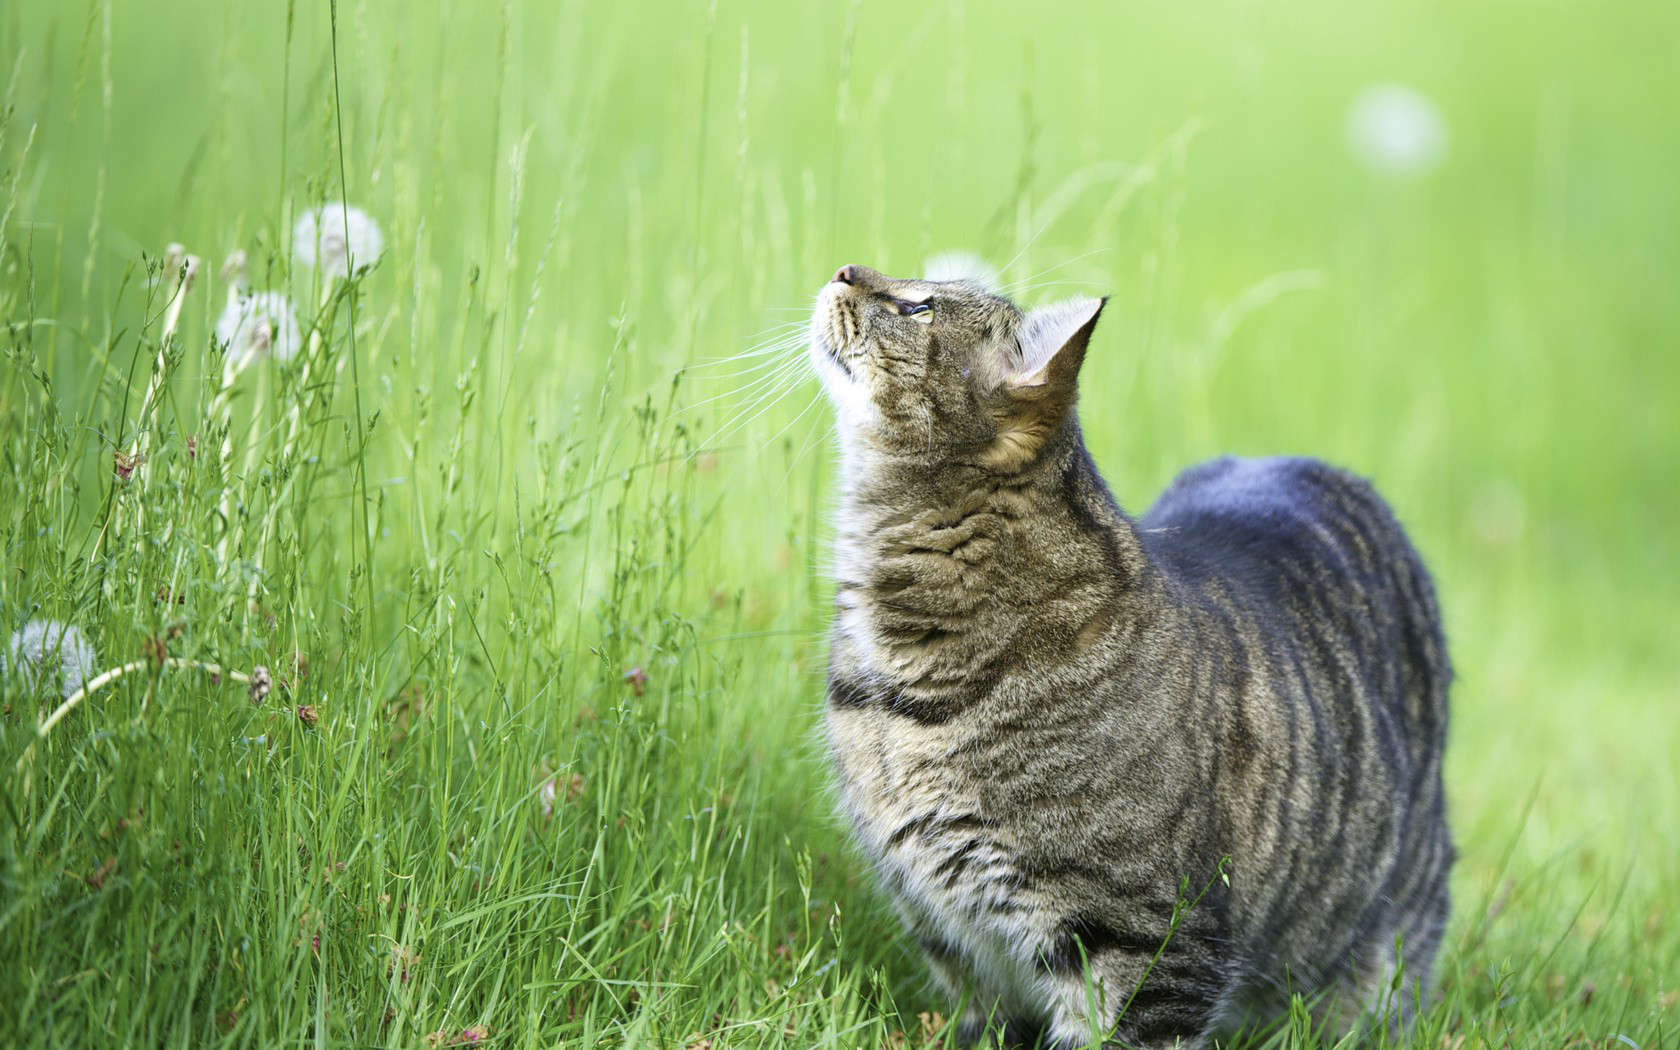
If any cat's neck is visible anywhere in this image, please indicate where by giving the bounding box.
[827,420,1153,717]
[833,420,1138,551]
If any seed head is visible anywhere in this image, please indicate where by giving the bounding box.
[3,619,99,699]
[294,202,385,278]
[1346,83,1449,178]
[215,289,302,368]
[248,665,273,704]
[157,244,202,291]
[296,704,319,728]
[219,249,248,285]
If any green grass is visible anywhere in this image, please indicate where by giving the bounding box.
[2,1,1676,1046]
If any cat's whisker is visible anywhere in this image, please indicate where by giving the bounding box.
[666,321,808,377]
[697,355,812,431]
[687,345,809,384]
[782,410,835,488]
[677,352,811,417]
[681,328,808,370]
[998,248,1107,287]
[758,384,827,455]
[994,278,1105,298]
[998,249,1113,296]
[705,369,816,450]
[685,344,804,376]
[995,220,1055,287]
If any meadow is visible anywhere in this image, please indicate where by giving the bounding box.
[1,1,1676,1046]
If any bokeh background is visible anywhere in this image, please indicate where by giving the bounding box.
[2,1,1676,1045]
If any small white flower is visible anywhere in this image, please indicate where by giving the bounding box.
[3,619,99,699]
[1347,83,1449,178]
[538,776,557,819]
[215,289,302,368]
[294,202,385,277]
[923,251,1000,291]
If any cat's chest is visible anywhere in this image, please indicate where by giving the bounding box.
[825,705,1027,912]
[825,703,1050,1003]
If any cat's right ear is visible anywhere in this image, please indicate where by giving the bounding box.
[980,297,1106,470]
[1008,296,1107,394]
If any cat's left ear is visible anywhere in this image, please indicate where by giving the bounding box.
[1009,297,1107,392]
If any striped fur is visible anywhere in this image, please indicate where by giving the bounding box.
[810,266,1454,1048]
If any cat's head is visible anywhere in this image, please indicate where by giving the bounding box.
[809,263,1105,471]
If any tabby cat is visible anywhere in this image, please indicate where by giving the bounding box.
[809,264,1453,1048]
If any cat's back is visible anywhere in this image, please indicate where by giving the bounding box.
[1141,455,1431,609]
[1139,453,1450,753]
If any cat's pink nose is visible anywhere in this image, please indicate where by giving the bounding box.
[832,265,857,285]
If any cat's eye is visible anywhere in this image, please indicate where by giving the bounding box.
[895,299,934,324]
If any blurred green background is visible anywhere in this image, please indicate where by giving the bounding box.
[2,0,1676,1045]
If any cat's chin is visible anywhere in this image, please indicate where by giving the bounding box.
[807,327,856,386]
[808,338,881,432]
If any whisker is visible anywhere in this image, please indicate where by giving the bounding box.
[759,384,827,453]
[697,360,811,431]
[783,414,836,487]
[998,249,1113,296]
[666,319,808,375]
[686,345,809,384]
[995,278,1105,298]
[678,353,810,417]
[996,220,1052,284]
[706,369,817,450]
[681,327,808,369]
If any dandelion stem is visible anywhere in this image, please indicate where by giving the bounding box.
[34,657,253,741]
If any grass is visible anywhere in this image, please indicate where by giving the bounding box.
[1,0,1676,1046]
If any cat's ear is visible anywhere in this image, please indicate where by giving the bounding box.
[981,296,1107,470]
[1009,296,1107,392]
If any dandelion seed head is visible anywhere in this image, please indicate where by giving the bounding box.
[219,249,248,285]
[294,202,385,277]
[248,665,273,705]
[3,619,98,699]
[150,244,202,291]
[923,251,1000,291]
[1347,83,1449,178]
[538,776,557,819]
[215,289,302,368]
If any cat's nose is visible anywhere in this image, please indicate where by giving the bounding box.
[832,265,857,285]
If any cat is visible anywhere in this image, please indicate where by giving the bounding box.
[809,263,1454,1048]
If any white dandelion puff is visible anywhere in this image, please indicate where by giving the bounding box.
[3,620,99,700]
[923,250,1000,291]
[219,249,248,285]
[148,243,202,292]
[215,289,302,367]
[293,202,385,277]
[1346,83,1449,178]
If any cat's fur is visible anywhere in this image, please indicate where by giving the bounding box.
[809,264,1454,1048]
